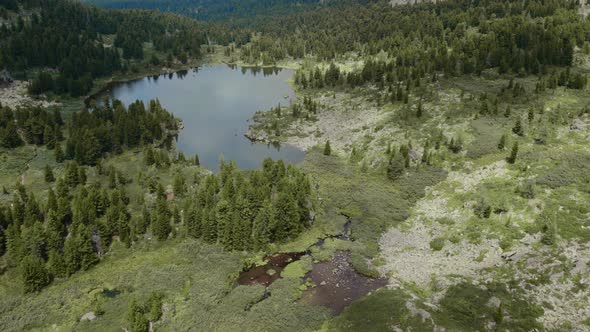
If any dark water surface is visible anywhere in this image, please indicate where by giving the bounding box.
[97,65,304,171]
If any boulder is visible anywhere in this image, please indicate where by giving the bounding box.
[80,312,97,321]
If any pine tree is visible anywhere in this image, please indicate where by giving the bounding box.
[47,248,66,278]
[63,233,81,276]
[216,199,233,249]
[127,299,149,332]
[44,164,55,183]
[108,166,117,189]
[186,207,201,238]
[43,125,56,149]
[323,140,331,156]
[507,141,519,164]
[194,154,200,166]
[152,212,171,241]
[0,121,23,148]
[64,162,80,187]
[173,173,185,197]
[498,134,507,150]
[387,154,406,180]
[540,212,556,245]
[416,101,423,118]
[145,147,155,166]
[21,255,51,293]
[45,209,65,251]
[512,118,524,136]
[252,201,274,251]
[77,225,98,271]
[274,192,301,241]
[54,143,65,162]
[449,136,463,153]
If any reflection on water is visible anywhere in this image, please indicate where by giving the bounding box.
[96,64,304,171]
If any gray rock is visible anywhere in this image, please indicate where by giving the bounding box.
[80,312,96,321]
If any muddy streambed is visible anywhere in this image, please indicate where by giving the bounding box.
[299,251,387,314]
[236,217,387,314]
[236,252,305,286]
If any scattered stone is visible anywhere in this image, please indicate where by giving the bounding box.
[501,251,516,260]
[570,118,586,131]
[80,312,96,321]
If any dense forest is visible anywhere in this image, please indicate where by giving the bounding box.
[83,0,333,21]
[238,0,586,70]
[0,0,238,96]
[0,155,313,292]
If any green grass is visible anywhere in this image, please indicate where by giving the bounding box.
[436,282,544,331]
[321,288,433,331]
[0,238,330,332]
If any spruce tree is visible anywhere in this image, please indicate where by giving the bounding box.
[21,255,51,293]
[77,225,98,271]
[152,212,171,241]
[215,199,233,248]
[387,154,406,180]
[45,209,65,251]
[507,141,519,164]
[44,164,55,183]
[498,134,507,150]
[252,201,274,251]
[127,299,149,332]
[45,188,57,213]
[186,207,201,238]
[54,143,65,163]
[63,233,81,276]
[47,249,66,278]
[274,192,300,241]
[323,140,331,156]
[512,118,524,136]
[145,147,155,166]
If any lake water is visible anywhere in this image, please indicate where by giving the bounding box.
[97,65,304,171]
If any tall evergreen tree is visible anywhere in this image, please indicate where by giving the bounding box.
[323,140,331,156]
[507,141,519,164]
[21,255,51,293]
[44,164,55,183]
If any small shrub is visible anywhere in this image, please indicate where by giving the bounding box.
[430,237,446,251]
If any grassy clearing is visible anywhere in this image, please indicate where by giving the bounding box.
[0,238,331,332]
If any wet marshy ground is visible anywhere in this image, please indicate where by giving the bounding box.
[236,216,387,314]
[237,252,305,286]
[299,251,387,314]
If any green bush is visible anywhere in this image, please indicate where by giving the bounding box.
[429,237,445,251]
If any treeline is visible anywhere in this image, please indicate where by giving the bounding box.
[0,104,63,148]
[181,158,313,251]
[235,0,586,75]
[65,98,178,165]
[295,58,588,97]
[84,0,328,22]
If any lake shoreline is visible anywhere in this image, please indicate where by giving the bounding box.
[94,64,305,171]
